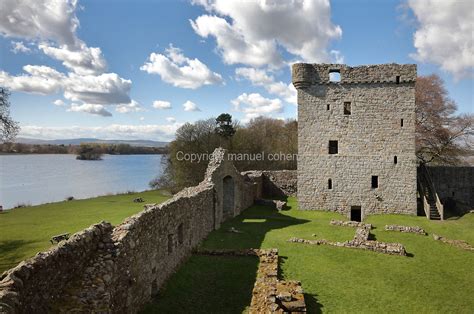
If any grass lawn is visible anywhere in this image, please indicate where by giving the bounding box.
[0,190,170,273]
[145,197,474,313]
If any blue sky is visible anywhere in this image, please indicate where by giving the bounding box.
[0,0,472,141]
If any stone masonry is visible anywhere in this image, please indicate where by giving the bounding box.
[0,148,260,313]
[292,63,418,219]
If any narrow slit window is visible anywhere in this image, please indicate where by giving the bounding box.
[329,70,341,82]
[394,156,398,164]
[396,76,400,84]
[327,104,330,111]
[344,102,351,115]
[400,119,404,127]
[371,176,379,189]
[328,140,338,154]
[328,179,332,190]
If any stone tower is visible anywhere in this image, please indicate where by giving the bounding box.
[292,63,417,220]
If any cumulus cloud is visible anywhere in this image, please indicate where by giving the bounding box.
[0,65,65,95]
[68,103,112,117]
[153,100,172,109]
[141,45,223,89]
[0,67,132,114]
[235,67,296,104]
[63,73,131,105]
[53,99,65,106]
[0,0,134,117]
[116,100,143,113]
[408,0,473,79]
[166,117,176,123]
[19,123,182,141]
[0,0,80,46]
[11,41,31,53]
[190,0,342,67]
[39,43,107,75]
[231,92,283,122]
[183,100,201,112]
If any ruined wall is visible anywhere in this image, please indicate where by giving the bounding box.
[427,166,474,210]
[0,148,261,313]
[0,222,112,313]
[243,170,297,198]
[293,63,417,219]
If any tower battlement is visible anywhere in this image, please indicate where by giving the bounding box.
[292,63,417,88]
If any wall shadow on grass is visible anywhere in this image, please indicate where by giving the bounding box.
[143,203,310,313]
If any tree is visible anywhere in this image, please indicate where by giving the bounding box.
[0,87,19,143]
[215,113,236,139]
[76,143,103,160]
[415,74,473,165]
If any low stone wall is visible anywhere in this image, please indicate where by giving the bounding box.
[243,170,297,198]
[0,222,112,313]
[0,148,263,313]
[288,237,406,256]
[432,235,474,252]
[385,225,426,235]
[330,220,372,229]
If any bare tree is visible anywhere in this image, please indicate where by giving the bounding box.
[415,75,473,165]
[0,87,19,143]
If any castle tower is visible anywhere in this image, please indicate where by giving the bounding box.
[292,63,417,220]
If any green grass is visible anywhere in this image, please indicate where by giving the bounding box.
[0,190,170,272]
[146,197,474,313]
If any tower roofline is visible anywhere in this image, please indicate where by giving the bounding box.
[292,63,417,89]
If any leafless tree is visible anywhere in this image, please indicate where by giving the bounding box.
[0,87,19,143]
[415,75,473,165]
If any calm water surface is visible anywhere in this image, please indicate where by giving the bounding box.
[0,154,164,209]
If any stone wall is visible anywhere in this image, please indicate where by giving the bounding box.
[243,170,297,198]
[0,222,112,313]
[293,63,417,219]
[427,166,474,211]
[0,148,261,313]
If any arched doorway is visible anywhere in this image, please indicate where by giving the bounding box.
[222,175,234,219]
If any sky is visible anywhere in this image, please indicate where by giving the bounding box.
[0,0,472,141]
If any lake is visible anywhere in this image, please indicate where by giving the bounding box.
[0,154,164,209]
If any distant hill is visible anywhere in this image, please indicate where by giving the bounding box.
[15,137,169,147]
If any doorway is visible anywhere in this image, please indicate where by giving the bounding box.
[350,206,362,222]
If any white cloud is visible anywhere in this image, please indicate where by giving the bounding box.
[116,100,143,113]
[153,100,172,109]
[39,43,107,75]
[68,103,112,117]
[231,92,283,122]
[166,117,176,123]
[330,50,344,64]
[0,0,134,116]
[0,68,132,115]
[139,117,145,121]
[53,99,65,106]
[190,0,342,67]
[141,45,223,89]
[19,123,182,141]
[235,67,296,104]
[0,65,65,95]
[11,41,31,53]
[408,0,473,79]
[183,100,201,112]
[0,0,80,47]
[63,73,132,105]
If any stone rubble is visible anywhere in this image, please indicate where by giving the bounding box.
[385,225,426,235]
[330,220,372,229]
[432,234,474,252]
